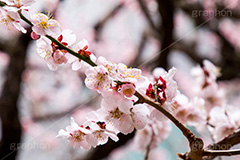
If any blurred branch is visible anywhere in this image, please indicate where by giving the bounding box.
[144,126,154,160]
[130,31,148,67]
[172,41,205,65]
[152,0,174,69]
[32,94,100,122]
[204,130,240,160]
[0,28,32,159]
[94,3,124,41]
[204,149,240,157]
[178,1,240,80]
[137,0,159,37]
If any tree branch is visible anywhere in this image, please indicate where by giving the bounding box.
[152,0,174,69]
[204,149,240,157]
[0,28,32,159]
[134,91,204,153]
[94,3,124,41]
[137,0,159,36]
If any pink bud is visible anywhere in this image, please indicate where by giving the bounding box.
[30,31,40,40]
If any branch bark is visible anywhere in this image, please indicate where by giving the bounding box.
[0,29,32,159]
[153,0,174,69]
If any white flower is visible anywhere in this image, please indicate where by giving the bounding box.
[36,30,76,70]
[209,107,237,141]
[66,39,96,71]
[0,7,26,33]
[85,65,111,93]
[30,12,61,36]
[117,63,143,84]
[97,56,117,78]
[56,117,96,150]
[2,0,35,10]
[84,120,119,145]
[118,83,136,98]
[191,60,221,87]
[96,96,148,135]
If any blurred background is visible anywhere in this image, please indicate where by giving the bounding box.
[1,0,240,159]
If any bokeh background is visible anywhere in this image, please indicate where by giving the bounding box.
[1,0,240,159]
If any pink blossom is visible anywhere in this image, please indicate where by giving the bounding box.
[66,39,96,71]
[56,117,97,150]
[83,120,119,145]
[30,31,40,40]
[191,60,221,88]
[52,49,67,64]
[96,96,148,134]
[133,118,171,151]
[148,67,178,104]
[30,12,61,36]
[173,95,206,130]
[0,7,26,33]
[199,82,226,112]
[36,37,59,70]
[36,30,77,70]
[97,56,117,78]
[117,63,143,84]
[85,65,111,93]
[118,83,136,98]
[1,0,35,10]
[209,107,238,141]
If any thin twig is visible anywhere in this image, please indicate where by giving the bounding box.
[144,125,154,160]
[137,0,158,35]
[46,35,97,67]
[204,149,240,157]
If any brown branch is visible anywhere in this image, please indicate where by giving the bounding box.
[137,0,159,36]
[130,31,148,67]
[144,125,154,160]
[134,91,193,140]
[204,130,240,160]
[204,149,240,157]
[152,0,174,69]
[0,28,32,159]
[94,3,124,41]
[134,91,204,160]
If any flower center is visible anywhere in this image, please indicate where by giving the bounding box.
[39,18,49,29]
[70,130,85,142]
[123,88,133,95]
[110,108,123,119]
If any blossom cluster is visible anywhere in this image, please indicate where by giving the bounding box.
[1,0,240,155]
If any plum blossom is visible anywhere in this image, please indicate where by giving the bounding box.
[146,67,178,120]
[97,56,118,78]
[36,29,76,70]
[133,118,171,151]
[118,83,136,98]
[85,65,111,93]
[199,82,226,112]
[173,95,206,130]
[208,106,238,141]
[66,39,96,71]
[36,37,66,70]
[0,7,26,33]
[1,0,35,9]
[30,12,61,36]
[117,63,144,84]
[147,67,178,104]
[96,96,148,134]
[191,60,221,88]
[83,120,119,145]
[56,117,97,150]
